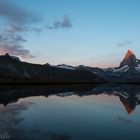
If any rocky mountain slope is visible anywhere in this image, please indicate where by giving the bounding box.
[0,54,106,84]
[0,50,140,84]
[76,50,140,83]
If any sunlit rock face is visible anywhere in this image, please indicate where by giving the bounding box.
[77,50,140,83]
[120,50,140,68]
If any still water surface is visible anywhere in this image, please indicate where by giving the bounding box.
[0,84,140,140]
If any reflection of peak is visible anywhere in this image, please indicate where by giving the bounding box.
[123,102,135,114]
[120,97,136,114]
[120,50,138,67]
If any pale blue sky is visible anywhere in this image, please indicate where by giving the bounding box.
[0,0,140,67]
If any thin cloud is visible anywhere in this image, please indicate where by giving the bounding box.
[0,0,41,58]
[0,1,73,58]
[0,44,35,59]
[0,0,41,26]
[46,16,72,29]
[0,34,27,42]
[118,41,132,47]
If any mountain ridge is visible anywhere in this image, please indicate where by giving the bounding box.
[0,53,106,84]
[0,50,140,84]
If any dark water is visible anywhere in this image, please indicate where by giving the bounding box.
[0,84,140,140]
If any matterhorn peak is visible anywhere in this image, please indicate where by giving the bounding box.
[120,50,139,67]
[124,49,135,60]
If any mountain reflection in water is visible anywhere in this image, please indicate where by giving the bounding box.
[0,84,140,140]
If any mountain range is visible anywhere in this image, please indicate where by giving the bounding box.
[0,50,140,84]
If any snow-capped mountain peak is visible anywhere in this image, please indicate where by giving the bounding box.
[120,50,139,68]
[124,49,135,60]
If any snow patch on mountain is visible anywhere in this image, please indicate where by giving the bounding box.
[135,64,140,72]
[57,64,75,70]
[113,91,129,99]
[135,94,140,100]
[10,56,21,62]
[113,65,129,73]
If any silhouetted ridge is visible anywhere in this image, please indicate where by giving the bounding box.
[0,50,140,84]
[0,53,106,84]
[5,53,10,57]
